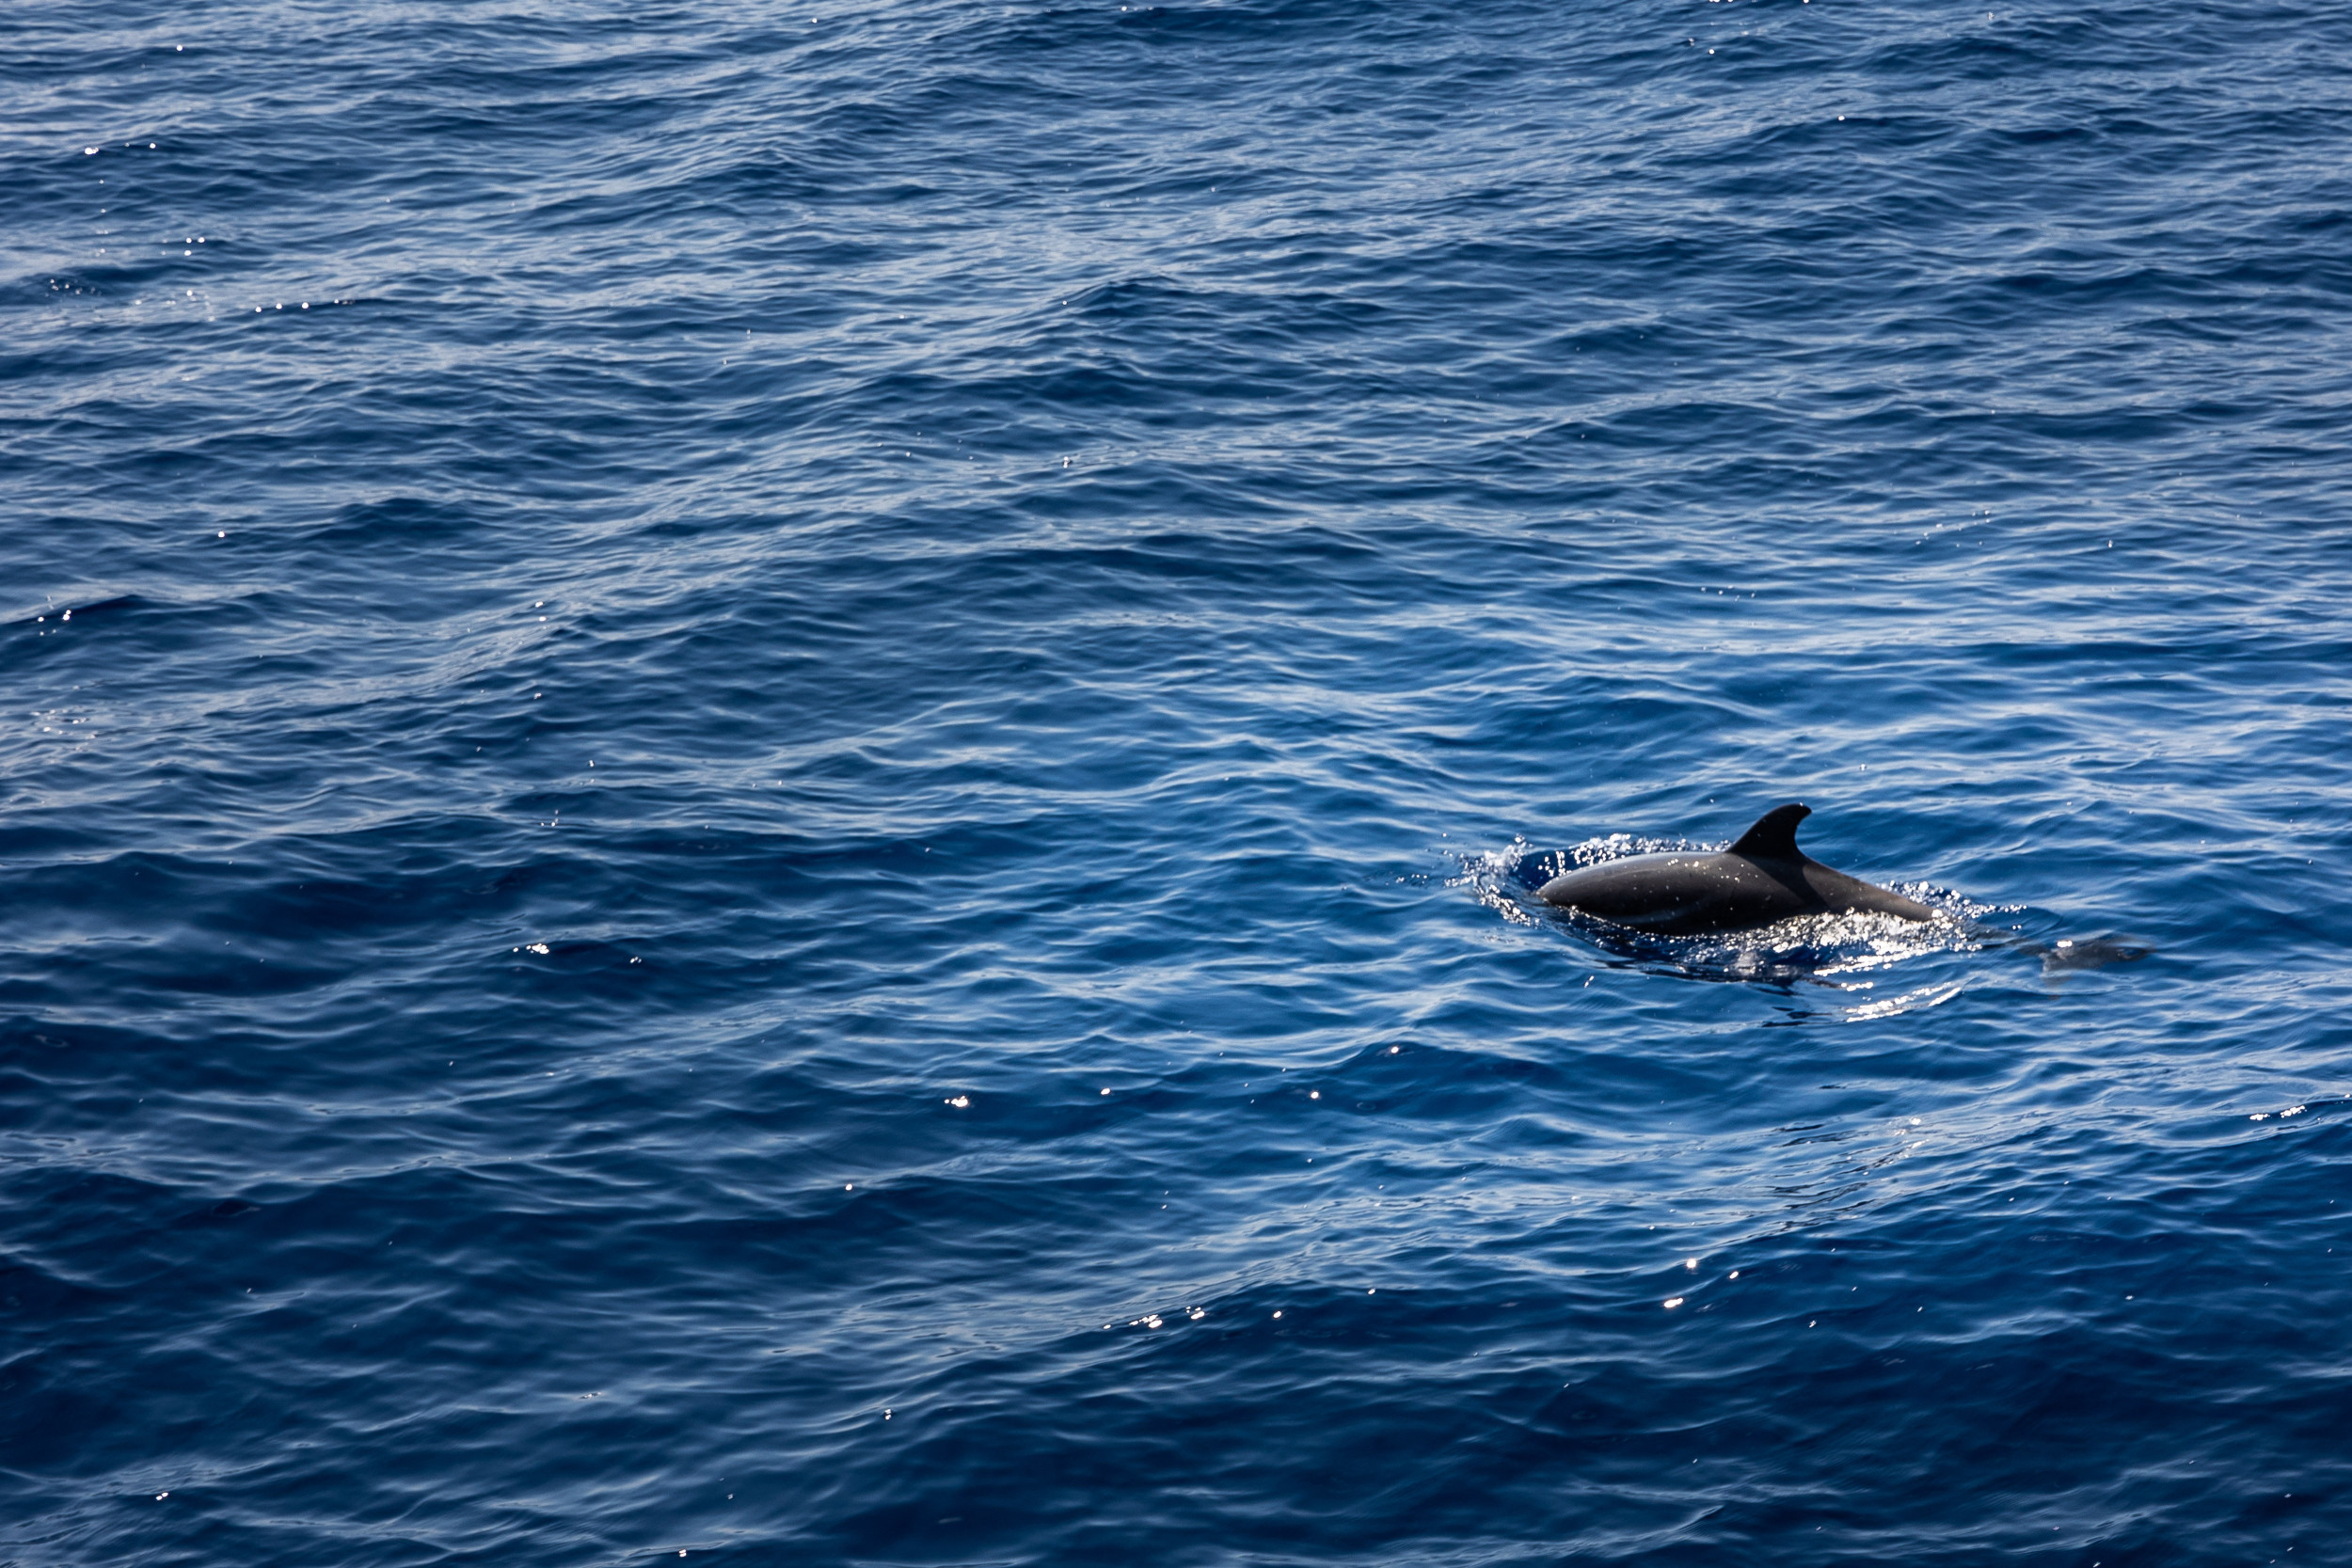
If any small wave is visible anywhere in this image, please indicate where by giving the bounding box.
[1840,978,1969,1021]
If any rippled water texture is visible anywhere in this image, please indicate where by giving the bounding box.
[6,0,2351,1562]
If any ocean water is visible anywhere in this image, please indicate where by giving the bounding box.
[6,0,2351,1561]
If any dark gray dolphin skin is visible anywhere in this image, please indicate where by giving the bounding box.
[2026,935,2152,975]
[1536,802,1933,935]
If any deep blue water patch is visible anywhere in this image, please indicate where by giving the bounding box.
[5,0,2352,1562]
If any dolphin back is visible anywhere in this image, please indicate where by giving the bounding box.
[1536,802,1933,933]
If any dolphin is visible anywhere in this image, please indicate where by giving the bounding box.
[2021,935,2151,975]
[1535,802,1933,935]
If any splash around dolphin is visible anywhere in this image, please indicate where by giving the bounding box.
[1535,802,1933,936]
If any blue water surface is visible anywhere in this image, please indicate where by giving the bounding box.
[6,0,2352,1562]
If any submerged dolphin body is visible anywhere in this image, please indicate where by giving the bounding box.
[1535,802,1932,936]
[2022,935,2152,975]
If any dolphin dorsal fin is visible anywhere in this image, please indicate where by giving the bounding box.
[1728,802,1811,860]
